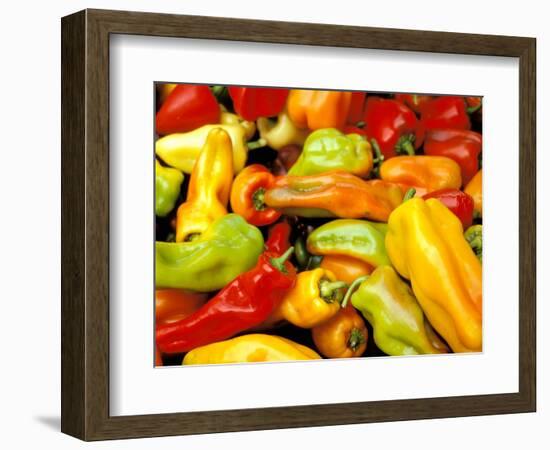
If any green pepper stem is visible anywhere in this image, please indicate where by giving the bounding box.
[319,280,349,303]
[210,85,227,98]
[247,138,267,150]
[370,138,385,164]
[348,328,366,352]
[466,103,481,114]
[400,139,415,156]
[270,246,295,273]
[341,275,369,308]
[403,188,416,202]
[252,187,266,211]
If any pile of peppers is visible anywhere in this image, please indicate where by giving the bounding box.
[154,84,483,366]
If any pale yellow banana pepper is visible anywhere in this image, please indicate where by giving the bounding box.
[257,110,309,150]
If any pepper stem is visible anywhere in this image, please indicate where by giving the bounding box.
[341,275,369,308]
[466,103,482,114]
[348,328,366,352]
[403,188,416,202]
[252,187,266,211]
[319,280,349,303]
[270,246,294,273]
[247,138,267,150]
[370,138,385,164]
[210,85,227,98]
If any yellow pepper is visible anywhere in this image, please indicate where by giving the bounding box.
[464,169,482,217]
[256,110,309,150]
[220,109,256,140]
[386,198,482,353]
[155,123,249,174]
[175,128,233,243]
[269,268,348,328]
[183,334,321,364]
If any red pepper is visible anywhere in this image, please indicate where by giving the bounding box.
[228,87,289,121]
[424,129,482,185]
[265,221,292,256]
[347,92,367,124]
[423,189,474,229]
[342,125,367,136]
[363,97,423,160]
[155,84,220,135]
[156,247,296,354]
[420,96,472,131]
[393,94,434,114]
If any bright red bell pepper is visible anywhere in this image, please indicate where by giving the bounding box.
[424,129,482,185]
[347,92,367,124]
[155,84,220,135]
[423,189,474,229]
[420,96,472,131]
[363,97,423,160]
[228,87,289,121]
[393,93,433,114]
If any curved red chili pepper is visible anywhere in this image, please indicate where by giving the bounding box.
[423,189,474,229]
[265,221,292,256]
[228,87,289,121]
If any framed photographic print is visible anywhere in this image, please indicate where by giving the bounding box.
[61,9,536,441]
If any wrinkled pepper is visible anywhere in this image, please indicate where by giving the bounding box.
[230,164,281,226]
[156,214,264,292]
[420,96,473,131]
[423,188,474,229]
[465,224,482,262]
[156,84,220,135]
[175,128,233,242]
[320,254,373,284]
[155,289,207,325]
[347,266,448,356]
[464,170,482,217]
[386,198,482,353]
[380,155,462,193]
[363,97,423,159]
[312,305,368,358]
[288,128,373,178]
[183,334,321,364]
[287,90,363,130]
[228,86,289,121]
[264,171,403,221]
[156,247,296,354]
[307,219,390,267]
[424,129,482,185]
[269,268,348,328]
[256,111,309,150]
[155,123,250,174]
[155,160,184,217]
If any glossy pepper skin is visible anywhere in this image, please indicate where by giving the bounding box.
[380,155,462,193]
[264,171,403,222]
[230,164,281,226]
[393,93,434,113]
[423,189,474,229]
[465,224,482,262]
[287,90,358,130]
[320,255,373,284]
[420,96,472,131]
[156,247,296,354]
[265,221,292,256]
[156,84,220,135]
[220,109,256,140]
[312,306,368,358]
[155,123,249,174]
[424,129,482,185]
[228,87,289,121]
[256,111,309,150]
[307,219,390,267]
[363,97,423,159]
[155,289,207,325]
[175,128,233,242]
[464,170,482,217]
[350,266,448,356]
[156,214,264,292]
[288,128,373,178]
[269,268,348,328]
[386,198,482,353]
[183,334,320,364]
[155,160,184,217]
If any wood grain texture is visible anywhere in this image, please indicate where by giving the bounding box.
[61,8,537,441]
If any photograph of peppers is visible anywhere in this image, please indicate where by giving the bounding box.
[154,83,483,366]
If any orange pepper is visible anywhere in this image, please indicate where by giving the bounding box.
[464,169,482,217]
[155,289,207,325]
[380,155,462,193]
[312,306,368,358]
[320,255,373,284]
[287,90,360,130]
[157,83,177,105]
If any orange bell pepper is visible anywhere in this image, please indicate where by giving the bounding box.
[287,90,364,130]
[464,169,482,217]
[155,289,208,325]
[320,255,373,284]
[380,155,462,193]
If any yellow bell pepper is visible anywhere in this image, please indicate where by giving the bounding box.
[155,123,249,174]
[269,268,348,328]
[183,334,321,364]
[386,198,482,353]
[175,128,233,243]
[256,110,309,150]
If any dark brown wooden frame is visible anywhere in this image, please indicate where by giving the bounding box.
[61,8,536,441]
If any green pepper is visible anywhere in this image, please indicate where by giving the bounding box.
[155,160,184,217]
[307,219,389,267]
[156,214,264,292]
[347,266,448,356]
[288,128,373,177]
[464,224,482,262]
